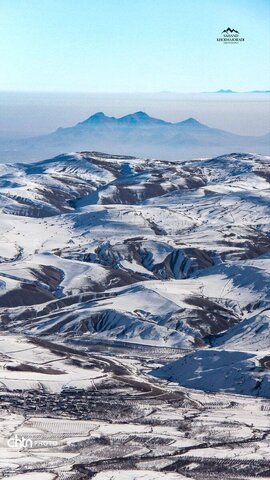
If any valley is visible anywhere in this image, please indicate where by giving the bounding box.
[0,150,269,479]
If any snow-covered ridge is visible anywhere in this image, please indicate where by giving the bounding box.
[0,151,269,398]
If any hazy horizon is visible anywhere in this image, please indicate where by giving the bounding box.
[0,92,269,140]
[1,0,269,143]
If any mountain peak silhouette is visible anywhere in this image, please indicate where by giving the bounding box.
[177,117,205,128]
[79,112,116,125]
[222,27,239,34]
[118,111,168,125]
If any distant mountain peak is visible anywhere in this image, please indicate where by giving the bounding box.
[132,111,149,117]
[79,112,115,125]
[120,111,150,121]
[216,89,235,94]
[118,111,168,125]
[90,111,106,118]
[178,117,205,127]
[183,117,200,123]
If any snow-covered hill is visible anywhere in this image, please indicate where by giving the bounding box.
[0,151,269,397]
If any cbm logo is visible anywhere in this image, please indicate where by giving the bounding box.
[8,434,33,449]
[217,28,245,44]
[7,434,58,449]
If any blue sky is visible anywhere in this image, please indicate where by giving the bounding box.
[0,0,269,92]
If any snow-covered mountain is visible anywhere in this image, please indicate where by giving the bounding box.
[1,112,269,162]
[0,150,269,398]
